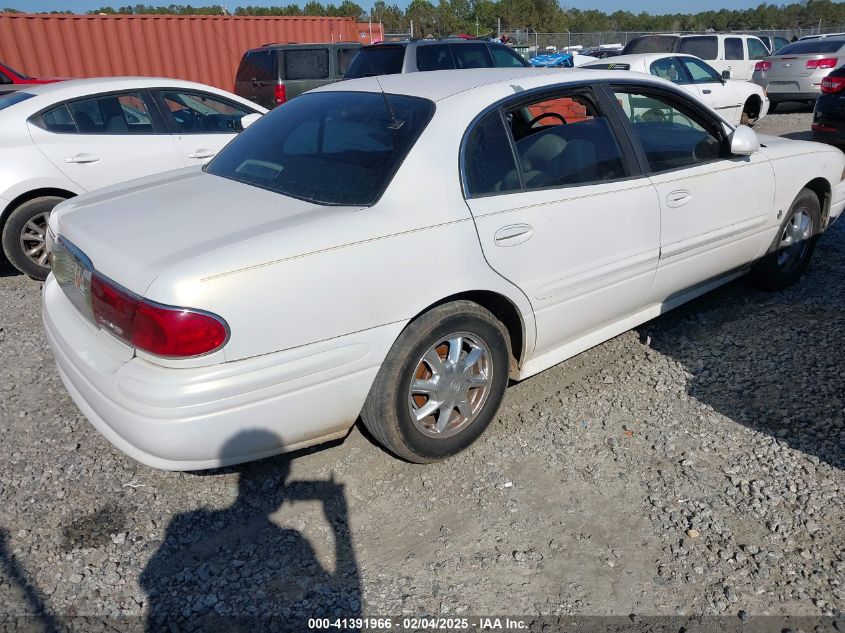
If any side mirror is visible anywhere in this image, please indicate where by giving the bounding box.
[240,113,262,130]
[721,69,731,80]
[730,125,760,156]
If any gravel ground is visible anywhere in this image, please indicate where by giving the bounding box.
[0,107,842,632]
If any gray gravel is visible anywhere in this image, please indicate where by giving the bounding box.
[0,109,843,631]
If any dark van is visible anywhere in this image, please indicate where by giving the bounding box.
[235,42,362,109]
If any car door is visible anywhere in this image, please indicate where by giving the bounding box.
[152,89,257,166]
[462,87,660,359]
[235,49,276,109]
[724,36,749,80]
[27,90,183,192]
[609,85,775,304]
[679,56,740,123]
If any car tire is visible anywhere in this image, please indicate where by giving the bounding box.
[360,300,511,463]
[750,188,821,291]
[768,101,780,113]
[1,196,64,280]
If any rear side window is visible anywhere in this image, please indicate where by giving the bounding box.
[284,49,329,80]
[416,44,455,71]
[490,45,529,67]
[46,92,153,134]
[450,43,493,69]
[463,110,519,197]
[775,40,845,55]
[725,37,744,60]
[344,46,405,78]
[34,103,75,132]
[206,91,434,206]
[679,36,718,60]
[237,50,276,82]
[649,57,689,83]
[337,47,358,76]
[747,38,769,60]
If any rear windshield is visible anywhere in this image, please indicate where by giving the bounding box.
[206,91,434,206]
[678,36,718,60]
[344,46,405,78]
[0,91,34,111]
[775,40,845,55]
[622,35,678,55]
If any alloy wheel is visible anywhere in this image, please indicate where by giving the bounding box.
[777,207,814,274]
[19,211,50,268]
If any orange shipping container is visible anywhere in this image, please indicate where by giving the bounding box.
[0,13,383,92]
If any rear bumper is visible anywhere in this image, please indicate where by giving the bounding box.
[43,275,401,470]
[768,91,819,102]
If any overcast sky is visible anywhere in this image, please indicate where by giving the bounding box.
[12,0,768,15]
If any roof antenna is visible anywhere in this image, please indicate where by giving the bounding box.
[375,76,405,130]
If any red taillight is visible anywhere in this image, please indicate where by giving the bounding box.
[90,274,228,358]
[807,57,838,69]
[274,82,286,105]
[821,75,845,93]
[755,61,772,72]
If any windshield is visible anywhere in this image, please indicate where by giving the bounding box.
[0,62,30,79]
[0,91,35,111]
[206,91,434,206]
[344,46,405,78]
[775,40,845,55]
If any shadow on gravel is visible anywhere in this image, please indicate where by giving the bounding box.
[140,430,362,632]
[637,227,844,471]
[0,528,62,633]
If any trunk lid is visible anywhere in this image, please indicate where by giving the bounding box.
[766,53,833,78]
[51,167,360,296]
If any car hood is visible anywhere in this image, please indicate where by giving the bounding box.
[50,167,362,296]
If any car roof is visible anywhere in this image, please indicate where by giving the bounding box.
[362,38,502,49]
[251,41,361,51]
[315,66,668,102]
[584,52,701,65]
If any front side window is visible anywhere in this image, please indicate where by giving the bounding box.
[237,50,275,82]
[725,37,744,60]
[613,89,725,173]
[682,57,722,83]
[416,44,455,71]
[206,91,434,206]
[649,57,690,83]
[61,92,152,134]
[489,44,529,67]
[463,110,519,197]
[284,49,329,80]
[157,90,253,134]
[747,38,769,60]
[504,92,626,189]
[450,43,493,69]
[678,36,718,60]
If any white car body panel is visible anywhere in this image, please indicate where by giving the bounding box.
[0,77,265,219]
[584,54,768,125]
[42,68,845,469]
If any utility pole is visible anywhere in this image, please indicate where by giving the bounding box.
[410,19,414,38]
[476,15,479,37]
[497,17,501,39]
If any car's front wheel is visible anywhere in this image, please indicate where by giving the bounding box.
[750,187,821,291]
[2,196,65,280]
[361,301,511,463]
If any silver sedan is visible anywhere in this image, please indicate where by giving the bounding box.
[752,36,845,107]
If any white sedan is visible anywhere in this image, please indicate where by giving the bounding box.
[43,68,845,470]
[583,53,769,126]
[0,77,265,279]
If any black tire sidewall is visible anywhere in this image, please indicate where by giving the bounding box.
[2,196,63,280]
[391,312,510,461]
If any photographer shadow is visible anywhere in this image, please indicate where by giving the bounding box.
[140,430,361,632]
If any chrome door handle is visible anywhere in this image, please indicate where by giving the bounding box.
[494,224,533,246]
[64,153,99,164]
[187,149,216,159]
[666,190,692,208]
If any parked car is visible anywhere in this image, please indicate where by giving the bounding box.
[756,34,790,54]
[0,61,62,93]
[583,53,769,126]
[235,42,361,110]
[0,77,265,279]
[811,65,845,144]
[622,33,771,80]
[43,67,845,470]
[752,37,845,108]
[343,39,529,79]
